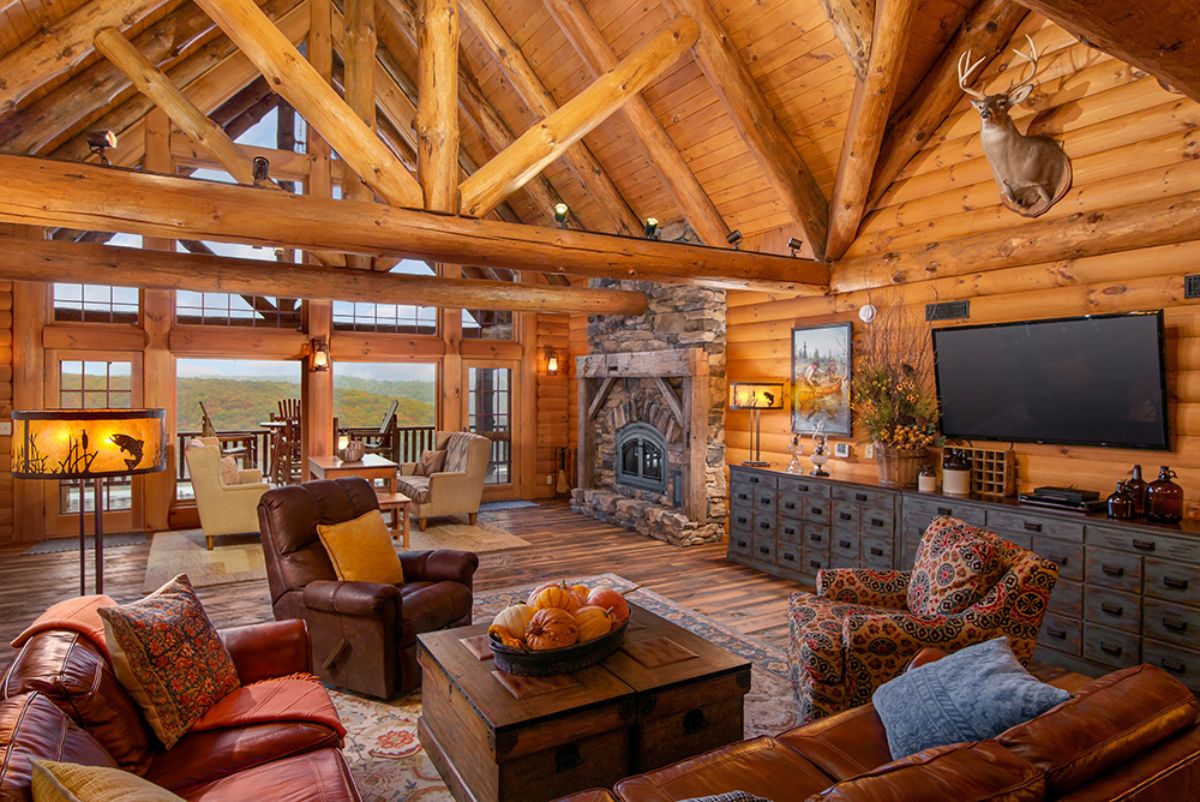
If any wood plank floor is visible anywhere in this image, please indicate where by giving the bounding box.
[0,501,808,674]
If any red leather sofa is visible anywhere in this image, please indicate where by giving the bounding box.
[0,617,360,801]
[557,652,1200,801]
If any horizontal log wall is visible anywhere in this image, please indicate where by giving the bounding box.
[534,313,571,498]
[726,18,1200,517]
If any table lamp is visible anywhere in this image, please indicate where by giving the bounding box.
[729,382,784,467]
[11,408,166,595]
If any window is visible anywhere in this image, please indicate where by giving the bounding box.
[333,362,437,463]
[53,233,140,323]
[462,267,516,340]
[468,367,512,485]
[174,236,302,327]
[332,260,438,334]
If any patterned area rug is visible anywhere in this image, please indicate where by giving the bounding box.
[142,530,265,593]
[406,520,531,553]
[478,500,540,511]
[331,573,798,802]
[24,533,146,555]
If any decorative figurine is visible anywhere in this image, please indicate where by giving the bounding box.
[809,426,830,477]
[786,433,805,474]
[1106,481,1133,521]
[1147,466,1184,524]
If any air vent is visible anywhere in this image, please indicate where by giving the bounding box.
[925,300,971,321]
[1186,275,1200,299]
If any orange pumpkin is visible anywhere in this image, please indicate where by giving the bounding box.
[531,585,582,614]
[526,580,565,606]
[573,606,614,642]
[568,583,591,606]
[525,608,579,651]
[587,587,630,625]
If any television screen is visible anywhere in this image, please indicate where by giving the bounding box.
[932,311,1168,450]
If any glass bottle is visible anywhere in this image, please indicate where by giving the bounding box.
[1106,481,1133,521]
[1125,464,1149,517]
[1147,466,1184,524]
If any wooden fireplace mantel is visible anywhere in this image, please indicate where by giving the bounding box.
[577,348,709,379]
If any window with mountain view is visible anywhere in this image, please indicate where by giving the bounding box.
[333,362,437,429]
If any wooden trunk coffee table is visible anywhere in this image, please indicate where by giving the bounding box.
[418,602,751,802]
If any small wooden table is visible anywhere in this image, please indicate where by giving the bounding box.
[417,603,751,802]
[377,491,411,549]
[307,454,399,493]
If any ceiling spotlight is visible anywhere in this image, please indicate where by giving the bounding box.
[87,130,118,166]
[252,156,272,184]
[644,217,659,239]
[553,202,570,228]
[726,229,743,249]
[787,237,804,257]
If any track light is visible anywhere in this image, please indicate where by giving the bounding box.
[252,156,272,184]
[87,130,118,166]
[553,202,570,228]
[644,217,659,239]
[726,229,742,249]
[787,237,804,257]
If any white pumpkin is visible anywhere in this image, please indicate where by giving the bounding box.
[492,603,535,636]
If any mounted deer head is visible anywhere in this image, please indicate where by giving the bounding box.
[958,35,1072,218]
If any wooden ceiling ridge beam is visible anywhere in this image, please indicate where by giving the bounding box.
[825,0,919,260]
[541,0,728,247]
[0,154,829,292]
[457,0,643,235]
[193,0,423,207]
[416,0,459,213]
[0,0,171,115]
[866,0,1029,212]
[459,15,699,219]
[342,0,380,267]
[661,0,829,261]
[1011,0,1200,103]
[0,236,649,315]
[820,0,876,80]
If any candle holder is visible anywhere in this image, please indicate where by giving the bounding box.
[809,428,830,477]
[786,434,805,474]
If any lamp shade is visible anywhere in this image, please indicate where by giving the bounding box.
[12,409,167,479]
[729,382,785,410]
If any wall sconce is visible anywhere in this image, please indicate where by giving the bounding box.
[309,337,330,372]
[787,237,804,257]
[644,217,659,239]
[87,130,118,166]
[726,229,743,250]
[545,348,561,375]
[553,203,570,228]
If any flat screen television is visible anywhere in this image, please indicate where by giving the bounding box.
[932,310,1169,450]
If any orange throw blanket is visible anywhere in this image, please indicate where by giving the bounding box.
[10,595,346,741]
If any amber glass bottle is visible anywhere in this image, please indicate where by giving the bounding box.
[1125,464,1148,517]
[1107,482,1133,521]
[1147,466,1184,524]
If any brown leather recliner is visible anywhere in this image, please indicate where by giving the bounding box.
[257,477,479,698]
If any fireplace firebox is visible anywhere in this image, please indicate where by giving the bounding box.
[615,423,668,494]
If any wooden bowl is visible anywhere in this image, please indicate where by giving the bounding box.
[489,620,628,677]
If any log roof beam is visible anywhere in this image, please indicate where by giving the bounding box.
[0,154,829,292]
[820,0,876,81]
[416,0,459,213]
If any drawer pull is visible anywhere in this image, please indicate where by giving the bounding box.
[1161,658,1187,674]
[759,521,771,530]
[758,546,770,555]
[1100,602,1124,617]
[1100,641,1124,656]
[1133,538,1156,551]
[735,539,747,548]
[783,527,797,536]
[810,533,824,544]
[869,518,885,528]
[1163,617,1188,633]
[736,516,748,525]
[811,506,823,515]
[855,492,868,502]
[749,476,760,484]
[737,492,750,501]
[797,484,809,492]
[838,539,852,549]
[1046,628,1067,639]
[1023,521,1043,532]
[937,507,953,516]
[760,497,772,505]
[1163,576,1190,590]
[783,501,796,511]
[1101,564,1124,577]
[869,547,885,557]
[1049,554,1069,566]
[783,553,795,562]
[555,745,583,772]
[809,560,822,569]
[839,512,853,521]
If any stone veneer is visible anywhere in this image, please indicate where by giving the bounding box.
[571,280,727,546]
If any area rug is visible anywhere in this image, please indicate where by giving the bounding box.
[330,573,798,802]
[478,500,540,511]
[25,533,145,556]
[142,530,265,593]
[407,520,530,553]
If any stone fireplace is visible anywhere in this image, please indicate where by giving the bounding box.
[571,282,726,546]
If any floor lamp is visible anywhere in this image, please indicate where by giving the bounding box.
[11,408,166,596]
[728,382,784,467]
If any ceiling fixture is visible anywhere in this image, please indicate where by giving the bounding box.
[787,237,804,257]
[87,130,118,166]
[726,229,743,249]
[644,217,659,239]
[553,202,570,228]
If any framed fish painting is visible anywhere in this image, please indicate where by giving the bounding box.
[791,322,852,436]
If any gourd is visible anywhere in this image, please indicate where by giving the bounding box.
[487,624,525,650]
[525,608,579,650]
[586,587,630,625]
[526,580,566,606]
[568,583,591,607]
[573,606,614,642]
[492,603,535,637]
[531,584,582,614]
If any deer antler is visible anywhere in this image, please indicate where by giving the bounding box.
[957,49,987,99]
[1008,34,1040,99]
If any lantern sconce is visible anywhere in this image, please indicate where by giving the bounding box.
[309,336,331,372]
[545,348,561,376]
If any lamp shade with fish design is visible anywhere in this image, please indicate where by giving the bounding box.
[728,382,785,411]
[11,409,166,479]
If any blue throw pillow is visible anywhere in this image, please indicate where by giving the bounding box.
[872,637,1071,759]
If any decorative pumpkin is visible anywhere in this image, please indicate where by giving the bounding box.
[487,624,525,650]
[568,583,591,606]
[587,587,630,625]
[492,603,535,637]
[525,608,579,651]
[573,606,614,642]
[531,584,582,614]
[526,581,565,607]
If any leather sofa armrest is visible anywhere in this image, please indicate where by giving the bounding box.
[220,619,311,684]
[400,550,480,590]
[551,790,620,802]
[303,580,402,617]
[906,647,948,672]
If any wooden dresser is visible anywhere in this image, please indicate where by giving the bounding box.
[728,464,1200,690]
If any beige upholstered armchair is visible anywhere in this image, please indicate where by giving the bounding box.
[396,431,491,531]
[184,437,271,549]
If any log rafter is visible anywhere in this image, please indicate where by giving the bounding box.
[416,0,459,213]
[820,0,876,80]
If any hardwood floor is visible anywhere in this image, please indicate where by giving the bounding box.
[0,500,808,674]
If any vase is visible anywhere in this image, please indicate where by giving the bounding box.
[1147,465,1183,524]
[339,440,366,463]
[874,444,926,488]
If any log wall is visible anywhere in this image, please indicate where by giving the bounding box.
[534,312,571,498]
[726,18,1200,517]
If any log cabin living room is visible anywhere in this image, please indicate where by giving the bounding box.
[0,0,1198,800]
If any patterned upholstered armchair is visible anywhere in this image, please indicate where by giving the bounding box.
[788,517,1060,722]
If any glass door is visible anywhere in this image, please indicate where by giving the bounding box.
[44,351,144,535]
[465,363,515,492]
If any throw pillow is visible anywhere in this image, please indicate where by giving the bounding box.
[681,794,772,802]
[872,636,1070,759]
[907,518,1003,616]
[317,509,405,585]
[416,449,447,476]
[218,455,239,485]
[31,759,185,802]
[97,574,241,749]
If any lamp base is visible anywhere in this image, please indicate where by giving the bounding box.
[741,460,770,468]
